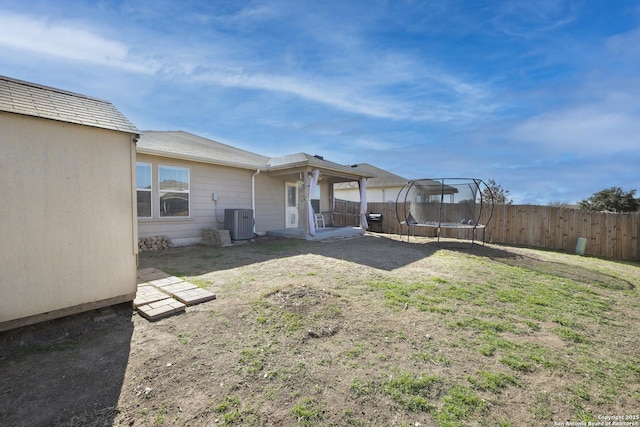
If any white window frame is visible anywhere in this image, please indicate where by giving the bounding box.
[158,165,190,218]
[136,162,152,218]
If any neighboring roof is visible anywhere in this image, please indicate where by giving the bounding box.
[137,131,269,170]
[335,163,407,189]
[0,76,138,134]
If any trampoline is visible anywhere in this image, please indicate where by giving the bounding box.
[395,178,495,245]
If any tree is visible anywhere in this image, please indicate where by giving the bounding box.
[579,187,639,213]
[548,201,574,208]
[482,179,512,205]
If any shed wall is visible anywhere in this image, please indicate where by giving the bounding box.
[0,112,137,327]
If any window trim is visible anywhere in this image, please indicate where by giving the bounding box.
[136,162,152,218]
[158,164,191,218]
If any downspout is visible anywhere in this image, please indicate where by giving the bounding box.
[131,134,140,262]
[251,169,261,235]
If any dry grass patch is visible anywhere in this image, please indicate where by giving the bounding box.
[1,234,638,426]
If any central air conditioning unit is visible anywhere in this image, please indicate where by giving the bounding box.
[224,209,254,240]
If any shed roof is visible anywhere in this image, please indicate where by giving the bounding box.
[0,76,138,134]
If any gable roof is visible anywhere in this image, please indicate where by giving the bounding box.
[137,131,269,170]
[267,153,375,179]
[335,163,407,189]
[137,131,375,180]
[0,76,137,134]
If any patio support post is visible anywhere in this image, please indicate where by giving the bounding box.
[359,177,368,230]
[251,168,261,234]
[308,169,320,236]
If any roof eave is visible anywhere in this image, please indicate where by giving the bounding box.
[1,109,139,135]
[267,161,375,179]
[136,147,265,170]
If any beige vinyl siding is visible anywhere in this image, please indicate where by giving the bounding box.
[1,112,137,326]
[335,187,363,202]
[254,173,287,231]
[335,186,404,203]
[136,154,256,242]
[318,180,331,213]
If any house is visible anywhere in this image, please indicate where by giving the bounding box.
[0,76,139,331]
[136,131,374,244]
[334,163,408,203]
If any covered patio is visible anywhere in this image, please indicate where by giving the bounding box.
[263,154,374,241]
[266,226,366,241]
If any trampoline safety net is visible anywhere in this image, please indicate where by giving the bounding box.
[395,178,495,244]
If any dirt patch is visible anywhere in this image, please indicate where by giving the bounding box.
[264,285,343,339]
[1,233,639,426]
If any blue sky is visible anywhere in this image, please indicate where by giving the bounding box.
[1,0,639,204]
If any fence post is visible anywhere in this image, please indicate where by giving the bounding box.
[361,200,639,261]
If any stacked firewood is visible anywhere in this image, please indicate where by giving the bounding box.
[138,236,171,251]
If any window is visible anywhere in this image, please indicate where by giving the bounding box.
[159,165,190,217]
[287,185,297,208]
[136,162,152,218]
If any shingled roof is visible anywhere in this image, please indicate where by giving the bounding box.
[137,131,375,179]
[0,76,138,134]
[335,163,407,189]
[137,131,269,169]
[266,153,375,178]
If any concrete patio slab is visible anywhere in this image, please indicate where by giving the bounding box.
[266,226,365,241]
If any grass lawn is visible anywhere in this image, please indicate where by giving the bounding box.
[126,234,640,426]
[5,233,636,426]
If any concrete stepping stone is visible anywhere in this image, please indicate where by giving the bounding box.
[147,276,184,287]
[136,298,186,321]
[135,269,218,321]
[134,285,171,308]
[172,287,217,306]
[157,281,198,293]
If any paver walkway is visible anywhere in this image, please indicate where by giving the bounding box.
[135,268,216,321]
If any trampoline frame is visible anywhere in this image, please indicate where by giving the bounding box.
[395,178,495,246]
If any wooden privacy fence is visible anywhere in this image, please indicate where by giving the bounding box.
[329,199,362,227]
[335,200,640,261]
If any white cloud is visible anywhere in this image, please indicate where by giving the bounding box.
[606,26,640,54]
[351,137,398,152]
[189,52,497,123]
[192,3,280,28]
[0,8,499,124]
[510,105,639,154]
[0,11,154,73]
[491,0,576,37]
